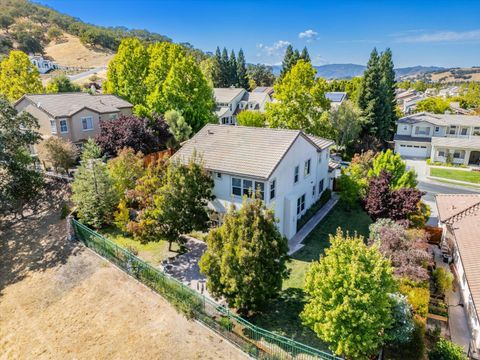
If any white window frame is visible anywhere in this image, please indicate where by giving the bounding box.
[216,172,222,179]
[304,159,311,177]
[50,119,57,134]
[110,113,118,120]
[231,177,265,200]
[294,165,299,183]
[81,116,94,131]
[270,179,276,200]
[59,119,68,133]
[296,194,306,216]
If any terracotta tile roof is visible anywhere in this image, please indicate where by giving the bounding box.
[436,194,480,320]
[171,124,334,180]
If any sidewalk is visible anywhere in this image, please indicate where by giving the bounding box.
[287,193,339,255]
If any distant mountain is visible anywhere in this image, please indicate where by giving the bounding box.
[271,63,446,80]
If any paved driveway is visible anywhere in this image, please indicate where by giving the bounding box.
[404,159,480,225]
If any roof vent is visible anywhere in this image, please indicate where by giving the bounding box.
[207,129,214,135]
[37,102,41,108]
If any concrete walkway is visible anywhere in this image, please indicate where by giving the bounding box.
[287,193,339,255]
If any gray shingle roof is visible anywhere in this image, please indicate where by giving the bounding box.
[432,136,480,149]
[171,124,334,180]
[398,112,480,127]
[393,134,432,143]
[18,93,132,118]
[325,92,347,103]
[213,88,246,103]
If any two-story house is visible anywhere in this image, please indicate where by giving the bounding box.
[171,124,334,240]
[29,54,59,74]
[393,112,480,166]
[436,194,480,357]
[14,93,133,147]
[214,88,272,125]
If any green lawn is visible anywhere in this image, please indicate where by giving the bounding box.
[99,226,180,266]
[250,201,372,349]
[430,168,480,184]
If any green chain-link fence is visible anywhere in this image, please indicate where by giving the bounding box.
[71,218,341,360]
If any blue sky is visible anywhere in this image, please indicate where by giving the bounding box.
[39,0,480,68]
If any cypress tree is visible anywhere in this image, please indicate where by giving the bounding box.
[300,46,311,62]
[229,49,238,87]
[380,48,397,140]
[280,44,294,78]
[358,48,385,139]
[220,47,230,87]
[293,49,301,64]
[237,49,249,89]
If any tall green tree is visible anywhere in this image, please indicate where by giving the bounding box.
[280,44,295,79]
[199,56,220,88]
[267,60,331,136]
[236,49,249,89]
[220,47,230,87]
[161,56,215,133]
[135,155,214,248]
[107,147,145,198]
[246,64,275,89]
[301,229,396,359]
[104,38,149,107]
[380,48,397,138]
[145,42,185,115]
[80,138,102,162]
[199,195,289,313]
[0,50,43,102]
[329,100,362,154]
[72,158,119,229]
[358,48,387,141]
[0,97,43,215]
[229,49,238,87]
[300,46,311,62]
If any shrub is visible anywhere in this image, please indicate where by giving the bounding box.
[399,279,430,318]
[114,199,130,233]
[429,338,467,360]
[386,316,426,360]
[433,268,454,295]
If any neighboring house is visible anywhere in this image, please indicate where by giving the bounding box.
[439,86,460,99]
[29,54,59,74]
[15,93,133,147]
[252,86,275,97]
[171,124,334,240]
[436,194,480,357]
[395,89,426,114]
[214,88,272,125]
[393,112,480,166]
[325,92,347,109]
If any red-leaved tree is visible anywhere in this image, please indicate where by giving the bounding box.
[96,114,171,156]
[365,171,424,221]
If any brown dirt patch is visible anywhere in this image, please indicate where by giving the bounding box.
[0,188,246,360]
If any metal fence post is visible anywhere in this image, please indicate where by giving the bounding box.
[66,215,77,242]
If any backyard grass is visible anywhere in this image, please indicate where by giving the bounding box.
[99,226,180,266]
[250,200,372,349]
[430,168,480,184]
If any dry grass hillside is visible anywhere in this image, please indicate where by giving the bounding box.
[429,68,480,83]
[45,33,113,68]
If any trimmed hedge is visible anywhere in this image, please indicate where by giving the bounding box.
[297,189,332,231]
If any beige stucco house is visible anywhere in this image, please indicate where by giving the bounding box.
[14,93,133,146]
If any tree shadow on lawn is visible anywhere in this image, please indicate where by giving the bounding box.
[249,288,330,351]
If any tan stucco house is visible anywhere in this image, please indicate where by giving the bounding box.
[14,93,133,146]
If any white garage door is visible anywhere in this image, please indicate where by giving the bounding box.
[397,143,429,158]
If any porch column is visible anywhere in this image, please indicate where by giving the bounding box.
[464,150,471,166]
[430,143,436,163]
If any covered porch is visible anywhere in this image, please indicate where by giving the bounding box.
[431,137,480,166]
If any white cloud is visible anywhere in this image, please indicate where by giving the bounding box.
[298,29,318,41]
[256,40,291,57]
[396,29,480,43]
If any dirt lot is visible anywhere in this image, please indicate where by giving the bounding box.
[0,188,245,360]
